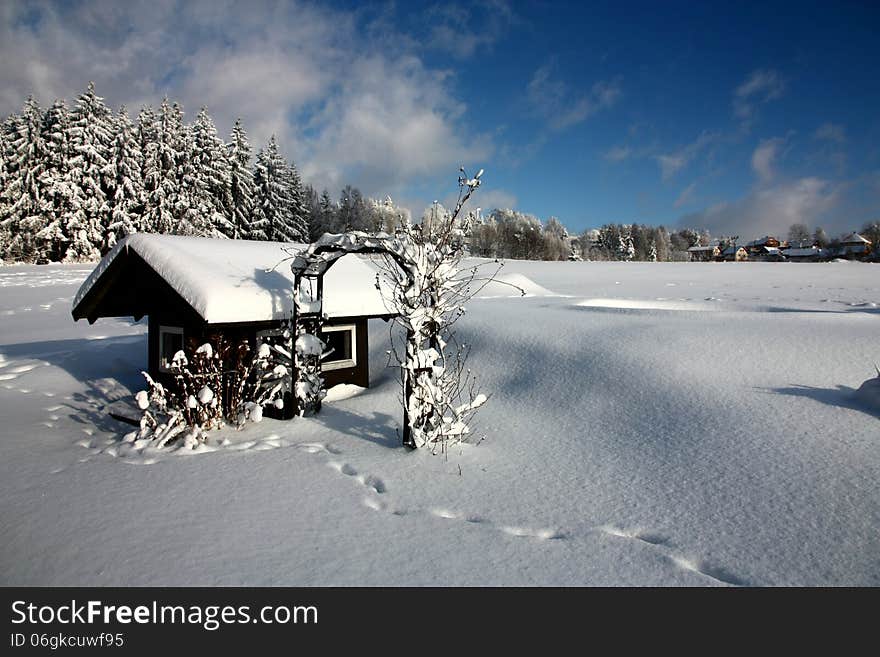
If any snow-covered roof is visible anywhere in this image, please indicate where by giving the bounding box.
[687,245,717,252]
[782,247,823,258]
[841,232,870,245]
[745,236,778,247]
[73,234,395,323]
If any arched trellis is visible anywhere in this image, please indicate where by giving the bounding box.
[290,232,420,447]
[290,169,486,450]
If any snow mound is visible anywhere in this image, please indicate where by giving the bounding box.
[323,383,366,402]
[854,375,880,414]
[576,298,719,312]
[474,273,559,298]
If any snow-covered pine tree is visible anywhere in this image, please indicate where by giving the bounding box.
[135,106,157,233]
[307,188,337,241]
[142,99,182,235]
[167,101,213,237]
[250,136,305,242]
[103,106,145,244]
[339,185,370,232]
[247,144,271,240]
[176,120,213,236]
[227,118,254,240]
[618,225,635,261]
[279,158,309,242]
[36,99,74,261]
[2,98,47,262]
[65,82,113,261]
[0,120,9,258]
[188,107,233,237]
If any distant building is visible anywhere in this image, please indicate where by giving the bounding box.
[687,245,720,262]
[837,232,872,260]
[782,246,827,262]
[744,236,781,256]
[754,246,786,262]
[721,246,748,262]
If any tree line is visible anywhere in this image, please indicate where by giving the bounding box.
[3,83,875,265]
[0,83,414,264]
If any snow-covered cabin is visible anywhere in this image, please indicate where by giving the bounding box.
[837,232,872,259]
[687,245,720,262]
[71,235,396,415]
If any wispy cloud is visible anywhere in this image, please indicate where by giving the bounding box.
[751,137,786,183]
[423,0,516,59]
[655,131,716,180]
[733,69,785,129]
[674,182,697,208]
[603,145,632,162]
[527,64,621,131]
[813,122,846,143]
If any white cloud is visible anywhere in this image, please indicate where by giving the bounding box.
[655,131,716,180]
[751,137,785,183]
[813,122,846,143]
[680,177,842,238]
[0,0,492,202]
[527,64,621,131]
[733,69,785,128]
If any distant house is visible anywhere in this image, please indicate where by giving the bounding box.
[744,236,781,256]
[721,245,748,261]
[687,245,720,262]
[71,235,397,417]
[837,232,872,260]
[754,246,786,262]
[782,246,827,262]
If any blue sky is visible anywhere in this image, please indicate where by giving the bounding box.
[1,0,878,237]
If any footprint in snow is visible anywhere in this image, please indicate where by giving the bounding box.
[599,525,744,585]
[599,525,669,546]
[669,555,746,587]
[327,461,358,477]
[358,474,386,494]
[501,526,565,540]
[297,442,342,455]
[363,497,386,512]
[428,507,564,541]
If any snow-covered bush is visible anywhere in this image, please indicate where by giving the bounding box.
[134,333,289,448]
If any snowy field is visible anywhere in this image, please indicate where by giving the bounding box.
[0,260,878,586]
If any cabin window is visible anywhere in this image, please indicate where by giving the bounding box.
[158,325,184,372]
[320,324,356,371]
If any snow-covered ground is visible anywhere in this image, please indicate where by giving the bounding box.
[0,261,877,586]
